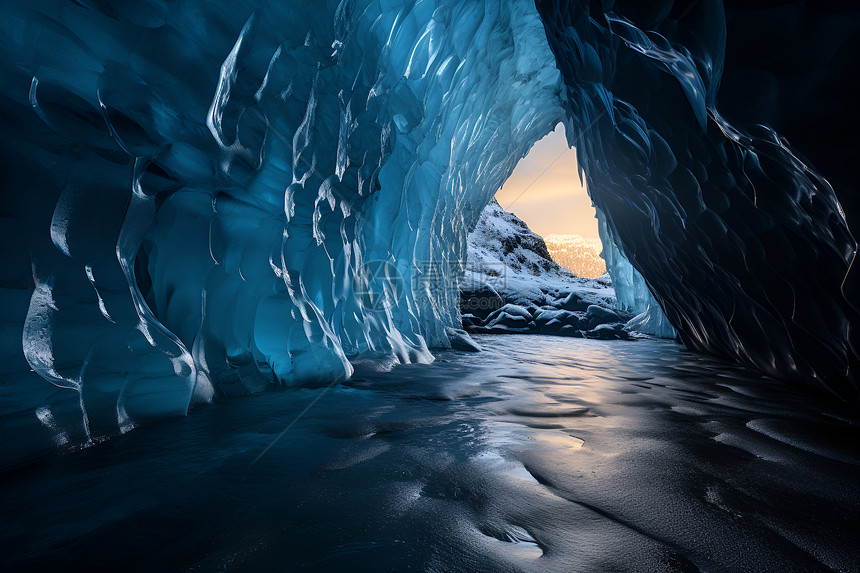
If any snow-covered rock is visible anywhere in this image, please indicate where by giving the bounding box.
[463,201,639,340]
[464,200,615,310]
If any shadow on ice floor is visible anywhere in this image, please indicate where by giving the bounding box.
[2,335,859,572]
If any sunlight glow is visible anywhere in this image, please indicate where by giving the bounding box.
[495,124,605,277]
[495,123,598,239]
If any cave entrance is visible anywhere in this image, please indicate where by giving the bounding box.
[495,123,605,279]
[462,123,622,337]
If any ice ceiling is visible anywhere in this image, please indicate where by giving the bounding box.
[0,0,857,455]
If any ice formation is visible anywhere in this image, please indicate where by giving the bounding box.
[597,210,677,339]
[538,1,858,395]
[1,0,566,455]
[0,0,857,461]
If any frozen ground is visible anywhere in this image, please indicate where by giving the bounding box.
[3,335,858,572]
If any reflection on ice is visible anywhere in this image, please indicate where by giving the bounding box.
[3,335,859,572]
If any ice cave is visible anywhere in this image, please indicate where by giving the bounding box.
[1,0,859,571]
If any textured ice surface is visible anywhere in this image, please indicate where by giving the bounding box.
[0,0,567,459]
[538,1,858,396]
[597,209,676,339]
[1,0,858,463]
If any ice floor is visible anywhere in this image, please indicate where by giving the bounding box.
[3,335,858,572]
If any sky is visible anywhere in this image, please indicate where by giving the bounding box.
[494,123,599,239]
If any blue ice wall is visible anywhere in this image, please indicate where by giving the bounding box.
[0,0,565,458]
[596,209,676,339]
[2,0,858,465]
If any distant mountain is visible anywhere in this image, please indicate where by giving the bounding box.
[544,234,606,278]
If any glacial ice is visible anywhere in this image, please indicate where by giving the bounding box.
[597,209,677,339]
[538,1,857,395]
[0,0,857,462]
[1,0,568,456]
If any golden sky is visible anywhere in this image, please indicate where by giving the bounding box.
[495,124,599,239]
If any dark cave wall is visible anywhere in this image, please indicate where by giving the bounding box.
[537,0,859,398]
[717,0,860,322]
[719,1,860,232]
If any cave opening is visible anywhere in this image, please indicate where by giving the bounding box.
[493,123,605,279]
